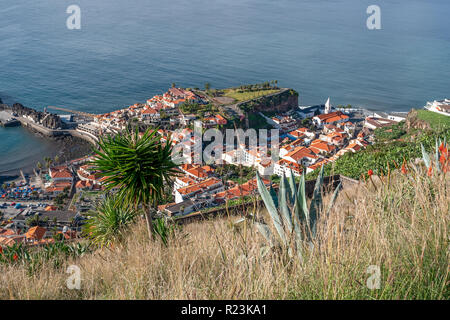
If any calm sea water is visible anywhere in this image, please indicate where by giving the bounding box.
[1,0,449,174]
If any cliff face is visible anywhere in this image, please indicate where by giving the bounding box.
[239,89,299,114]
[12,103,62,129]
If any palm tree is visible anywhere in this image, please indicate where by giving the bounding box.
[205,83,210,92]
[83,195,136,248]
[171,83,176,88]
[54,155,60,164]
[44,157,53,169]
[91,128,178,238]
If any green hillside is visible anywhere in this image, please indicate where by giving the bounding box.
[307,110,450,180]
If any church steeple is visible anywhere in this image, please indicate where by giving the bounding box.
[325,97,331,114]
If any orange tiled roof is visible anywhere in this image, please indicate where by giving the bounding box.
[214,178,270,201]
[177,177,222,196]
[284,146,318,162]
[276,159,303,173]
[51,170,72,179]
[25,226,47,241]
[308,159,329,171]
[315,111,348,121]
[310,140,336,153]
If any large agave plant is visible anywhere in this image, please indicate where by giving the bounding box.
[421,137,448,174]
[255,166,341,259]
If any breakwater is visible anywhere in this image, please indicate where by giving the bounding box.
[0,110,20,127]
[0,103,97,145]
[0,102,95,178]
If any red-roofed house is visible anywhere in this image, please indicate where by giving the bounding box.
[25,226,47,243]
[274,159,303,177]
[281,146,318,167]
[313,111,349,127]
[141,107,160,120]
[309,140,336,156]
[49,166,73,183]
[175,177,224,203]
[214,178,270,203]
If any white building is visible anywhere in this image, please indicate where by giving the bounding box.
[424,99,450,116]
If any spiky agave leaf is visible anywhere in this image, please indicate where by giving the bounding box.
[256,172,286,244]
[435,138,441,173]
[325,182,342,217]
[255,222,274,246]
[279,174,293,233]
[287,169,297,206]
[296,173,309,223]
[269,184,278,208]
[421,143,431,169]
[309,165,324,238]
[291,172,310,244]
[289,171,304,241]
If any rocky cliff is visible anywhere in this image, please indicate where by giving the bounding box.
[12,103,62,129]
[239,89,299,114]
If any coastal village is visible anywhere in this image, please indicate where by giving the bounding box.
[1,84,447,247]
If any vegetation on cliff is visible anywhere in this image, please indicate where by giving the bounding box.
[307,110,450,180]
[239,88,298,113]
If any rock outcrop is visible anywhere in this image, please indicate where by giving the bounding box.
[405,109,431,131]
[12,103,62,129]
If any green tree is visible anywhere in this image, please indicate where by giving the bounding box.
[171,83,176,88]
[91,128,178,238]
[205,83,211,92]
[83,195,136,247]
[44,157,53,169]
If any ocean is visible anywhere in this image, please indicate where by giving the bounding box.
[1,0,449,174]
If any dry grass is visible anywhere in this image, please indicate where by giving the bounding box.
[0,169,448,299]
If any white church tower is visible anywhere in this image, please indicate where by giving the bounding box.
[325,97,331,114]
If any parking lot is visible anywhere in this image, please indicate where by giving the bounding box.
[0,201,52,220]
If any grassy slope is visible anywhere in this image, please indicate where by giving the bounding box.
[416,110,450,130]
[307,110,450,180]
[223,89,280,102]
[1,168,448,299]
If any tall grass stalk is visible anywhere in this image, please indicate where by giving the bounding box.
[0,169,448,299]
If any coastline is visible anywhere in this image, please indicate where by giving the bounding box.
[0,91,430,184]
[0,133,93,182]
[0,103,94,182]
